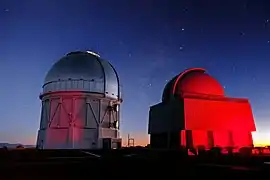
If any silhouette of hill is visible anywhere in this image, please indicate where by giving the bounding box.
[0,143,34,148]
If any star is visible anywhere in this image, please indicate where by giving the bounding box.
[266,19,269,23]
[181,28,185,31]
[179,46,184,50]
[4,9,9,12]
[267,40,270,43]
[240,32,245,36]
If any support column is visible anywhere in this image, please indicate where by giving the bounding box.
[207,131,214,148]
[186,130,193,148]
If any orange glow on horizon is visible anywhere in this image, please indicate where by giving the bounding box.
[121,133,150,147]
[120,133,270,147]
[252,131,270,147]
[7,131,270,148]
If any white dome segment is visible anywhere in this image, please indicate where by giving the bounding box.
[86,51,100,57]
[42,51,120,100]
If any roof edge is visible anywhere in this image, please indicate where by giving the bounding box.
[172,68,206,95]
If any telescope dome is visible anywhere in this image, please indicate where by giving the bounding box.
[43,51,120,99]
[162,68,224,101]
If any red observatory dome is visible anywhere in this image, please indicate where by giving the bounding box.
[162,68,224,101]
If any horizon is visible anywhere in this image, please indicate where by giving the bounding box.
[1,132,269,147]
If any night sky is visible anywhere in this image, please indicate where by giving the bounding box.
[1,0,270,146]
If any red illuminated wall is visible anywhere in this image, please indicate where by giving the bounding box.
[192,130,209,148]
[179,96,255,148]
[213,131,231,147]
[183,97,256,131]
[180,130,253,149]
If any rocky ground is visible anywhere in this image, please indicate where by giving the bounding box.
[0,148,269,179]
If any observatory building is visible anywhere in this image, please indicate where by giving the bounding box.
[148,68,256,150]
[36,51,122,149]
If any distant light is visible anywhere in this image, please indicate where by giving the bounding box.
[86,51,100,57]
[115,121,119,129]
[181,28,185,31]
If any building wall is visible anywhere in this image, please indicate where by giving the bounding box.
[149,132,180,149]
[180,130,253,149]
[232,131,253,148]
[191,130,208,148]
[37,128,98,149]
[37,92,120,149]
[149,130,253,149]
[148,98,184,134]
[183,97,256,131]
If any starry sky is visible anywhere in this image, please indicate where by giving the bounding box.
[1,0,270,146]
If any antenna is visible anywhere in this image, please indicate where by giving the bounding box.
[127,134,135,147]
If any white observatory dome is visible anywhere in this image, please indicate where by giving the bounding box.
[43,51,120,99]
[37,51,122,149]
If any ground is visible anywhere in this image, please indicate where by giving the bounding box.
[0,148,269,179]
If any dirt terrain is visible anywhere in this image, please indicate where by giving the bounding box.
[0,148,269,179]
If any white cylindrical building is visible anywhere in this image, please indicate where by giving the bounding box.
[36,51,122,149]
